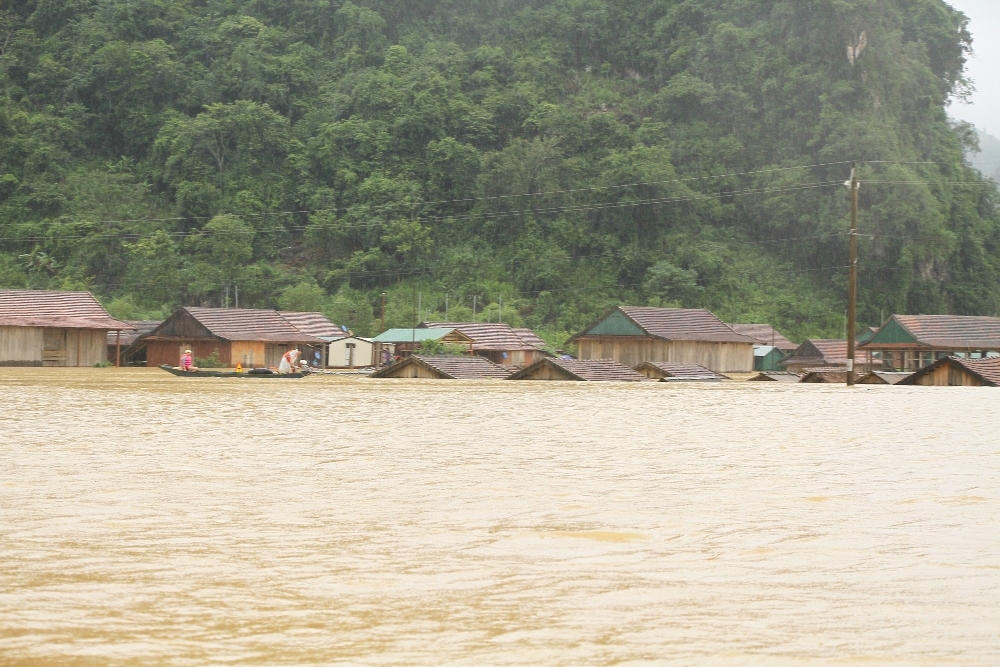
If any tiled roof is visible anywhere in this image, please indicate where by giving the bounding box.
[636,361,730,381]
[0,289,131,329]
[280,311,345,338]
[801,368,851,383]
[619,307,758,343]
[728,324,797,351]
[512,327,547,348]
[892,315,1000,349]
[901,356,1000,386]
[782,339,851,367]
[421,322,543,351]
[106,320,161,346]
[183,307,325,343]
[510,358,648,382]
[371,355,512,379]
[747,372,802,382]
[858,371,910,385]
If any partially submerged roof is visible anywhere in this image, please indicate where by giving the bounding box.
[747,372,802,382]
[106,320,161,346]
[149,307,325,343]
[635,361,730,381]
[572,306,757,344]
[370,355,512,379]
[899,356,1000,387]
[371,328,469,344]
[781,339,850,367]
[861,315,1000,350]
[857,371,910,385]
[800,368,851,384]
[279,311,345,339]
[0,289,131,329]
[729,324,797,351]
[508,358,648,382]
[420,322,543,351]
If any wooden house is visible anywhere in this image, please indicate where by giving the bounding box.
[419,322,549,366]
[728,323,797,353]
[0,289,131,367]
[780,340,851,373]
[279,311,346,368]
[857,371,910,385]
[508,358,648,382]
[747,372,802,382]
[144,307,325,368]
[569,307,756,372]
[898,356,1000,387]
[859,315,1000,373]
[370,355,512,379]
[753,345,786,371]
[106,320,161,366]
[634,361,729,382]
[371,328,473,360]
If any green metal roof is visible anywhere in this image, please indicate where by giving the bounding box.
[585,310,647,336]
[371,328,456,343]
[866,318,917,346]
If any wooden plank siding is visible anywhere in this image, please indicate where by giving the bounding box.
[576,337,753,372]
[910,363,986,386]
[0,327,106,367]
[146,339,232,368]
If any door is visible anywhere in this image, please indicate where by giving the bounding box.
[42,329,67,367]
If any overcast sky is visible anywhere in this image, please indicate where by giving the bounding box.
[947,0,1000,136]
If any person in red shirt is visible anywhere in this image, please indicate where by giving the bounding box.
[180,349,193,371]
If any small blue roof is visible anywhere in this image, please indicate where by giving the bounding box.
[754,345,781,357]
[371,328,456,343]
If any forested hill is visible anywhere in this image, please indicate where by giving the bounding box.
[2,0,998,341]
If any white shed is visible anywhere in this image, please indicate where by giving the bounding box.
[327,336,375,368]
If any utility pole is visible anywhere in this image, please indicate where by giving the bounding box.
[381,292,386,333]
[499,295,502,324]
[846,163,859,387]
[472,295,477,320]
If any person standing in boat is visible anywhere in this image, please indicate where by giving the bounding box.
[180,349,193,371]
[279,348,301,373]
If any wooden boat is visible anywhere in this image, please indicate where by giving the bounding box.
[159,364,305,378]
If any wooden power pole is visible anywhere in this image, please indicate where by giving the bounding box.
[847,163,859,387]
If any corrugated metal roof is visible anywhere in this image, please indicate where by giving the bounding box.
[371,328,459,343]
[510,358,648,382]
[0,289,132,329]
[577,307,757,343]
[877,315,1000,349]
[729,324,797,351]
[106,320,161,346]
[181,307,325,343]
[279,311,345,338]
[421,322,542,351]
[371,355,512,379]
[636,361,730,381]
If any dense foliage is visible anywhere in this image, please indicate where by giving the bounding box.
[2,0,998,342]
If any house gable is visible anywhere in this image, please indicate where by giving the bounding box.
[150,309,216,340]
[867,318,918,346]
[585,310,647,337]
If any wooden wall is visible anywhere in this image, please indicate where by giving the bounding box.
[147,339,231,367]
[231,341,266,368]
[576,337,753,372]
[913,364,986,387]
[0,327,105,366]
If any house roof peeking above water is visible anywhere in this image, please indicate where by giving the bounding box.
[728,324,797,352]
[634,361,730,381]
[420,322,545,352]
[371,328,472,344]
[0,289,131,330]
[898,356,1000,387]
[570,307,758,344]
[508,358,648,382]
[369,354,512,379]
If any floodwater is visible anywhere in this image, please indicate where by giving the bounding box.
[1,369,998,666]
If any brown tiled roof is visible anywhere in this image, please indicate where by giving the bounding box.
[280,311,345,338]
[371,355,512,379]
[900,356,1000,386]
[619,307,758,343]
[636,361,730,381]
[857,371,910,385]
[421,322,543,351]
[782,339,850,367]
[0,289,131,329]
[728,324,797,351]
[886,315,1000,349]
[512,327,547,349]
[509,358,648,382]
[182,307,325,343]
[801,368,851,383]
[106,320,161,346]
[748,372,802,382]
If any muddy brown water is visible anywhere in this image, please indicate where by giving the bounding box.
[1,368,998,665]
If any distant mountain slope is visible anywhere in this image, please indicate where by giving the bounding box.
[970,129,1000,181]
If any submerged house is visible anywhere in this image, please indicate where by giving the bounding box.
[420,322,549,367]
[279,311,347,368]
[747,372,802,382]
[728,323,797,353]
[753,345,786,372]
[371,328,473,360]
[857,371,910,385]
[106,320,161,366]
[859,315,1000,372]
[508,358,648,382]
[898,356,1000,387]
[144,307,325,368]
[370,355,511,379]
[634,362,729,382]
[569,307,756,372]
[0,289,130,367]
[780,339,852,373]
